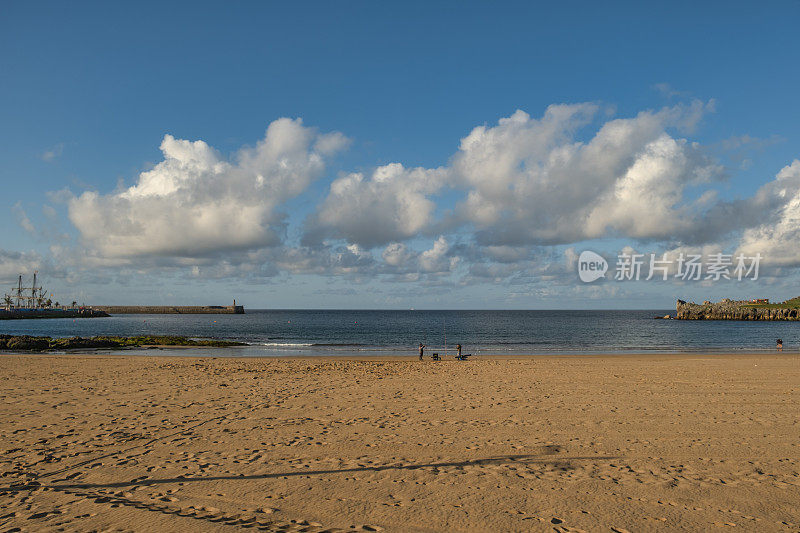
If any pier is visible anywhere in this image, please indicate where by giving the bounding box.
[4,272,244,319]
[89,305,244,314]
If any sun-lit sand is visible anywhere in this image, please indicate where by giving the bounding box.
[0,353,797,532]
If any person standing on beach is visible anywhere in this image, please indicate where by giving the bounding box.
[419,343,425,361]
[456,343,462,358]
[777,339,783,351]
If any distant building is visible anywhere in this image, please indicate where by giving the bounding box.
[750,298,769,304]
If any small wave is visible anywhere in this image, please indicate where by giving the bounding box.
[259,342,314,347]
[310,343,369,347]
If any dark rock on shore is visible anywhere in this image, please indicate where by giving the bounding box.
[2,336,51,351]
[0,335,246,352]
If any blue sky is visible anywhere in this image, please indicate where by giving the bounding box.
[1,1,799,308]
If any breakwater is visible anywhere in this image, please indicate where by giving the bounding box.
[90,305,245,315]
[675,299,800,320]
[0,308,109,320]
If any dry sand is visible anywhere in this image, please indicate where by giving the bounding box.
[0,353,797,532]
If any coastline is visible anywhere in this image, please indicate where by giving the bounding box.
[3,309,798,355]
[1,352,797,531]
[3,344,797,358]
[4,349,797,359]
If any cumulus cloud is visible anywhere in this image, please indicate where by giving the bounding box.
[381,242,414,267]
[584,134,718,240]
[452,102,721,246]
[41,106,800,290]
[418,236,458,273]
[375,237,459,275]
[305,101,722,252]
[304,163,450,247]
[68,118,347,259]
[736,160,800,266]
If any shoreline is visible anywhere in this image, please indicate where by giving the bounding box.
[2,349,798,360]
[3,309,798,357]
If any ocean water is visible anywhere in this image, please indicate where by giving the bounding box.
[1,309,797,356]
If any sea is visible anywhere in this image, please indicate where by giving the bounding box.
[1,309,796,356]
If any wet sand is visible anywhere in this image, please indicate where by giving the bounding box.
[0,353,797,532]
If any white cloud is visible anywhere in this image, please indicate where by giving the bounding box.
[269,243,375,276]
[0,250,43,283]
[652,82,691,99]
[12,203,35,234]
[584,134,717,240]
[736,160,800,266]
[41,143,64,162]
[418,236,458,273]
[452,102,720,246]
[68,118,347,259]
[305,163,449,247]
[306,102,720,252]
[376,237,459,275]
[381,242,413,267]
[39,107,800,290]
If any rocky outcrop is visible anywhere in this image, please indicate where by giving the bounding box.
[1,335,51,351]
[675,299,800,320]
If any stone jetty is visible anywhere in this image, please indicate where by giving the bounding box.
[89,305,244,314]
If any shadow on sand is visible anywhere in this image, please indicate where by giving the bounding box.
[0,450,620,530]
[4,449,618,493]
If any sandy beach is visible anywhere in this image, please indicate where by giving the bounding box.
[0,353,797,532]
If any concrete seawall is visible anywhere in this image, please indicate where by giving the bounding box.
[90,305,245,315]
